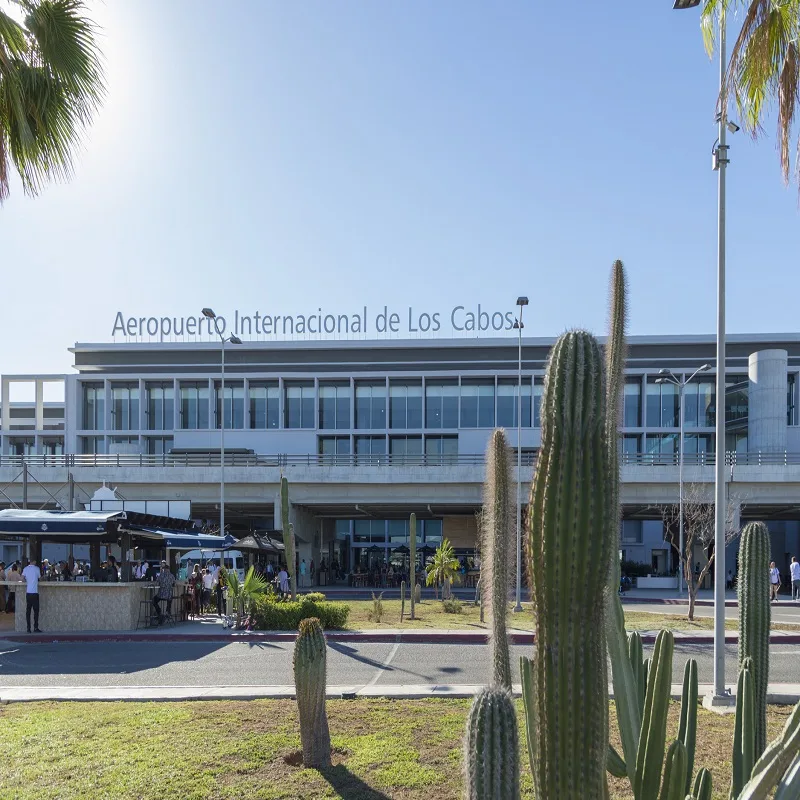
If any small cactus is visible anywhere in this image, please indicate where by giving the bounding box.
[463,686,520,800]
[414,582,421,605]
[738,521,771,757]
[731,658,756,798]
[293,617,331,767]
[483,429,513,690]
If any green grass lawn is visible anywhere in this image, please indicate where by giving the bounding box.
[0,699,792,799]
[339,599,798,632]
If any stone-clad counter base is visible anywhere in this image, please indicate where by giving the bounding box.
[4,583,154,632]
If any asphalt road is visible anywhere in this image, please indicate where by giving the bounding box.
[1,640,799,688]
[628,601,800,626]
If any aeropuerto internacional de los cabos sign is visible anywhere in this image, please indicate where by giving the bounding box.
[111,305,519,341]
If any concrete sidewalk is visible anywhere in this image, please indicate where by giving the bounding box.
[3,627,800,645]
[2,683,800,704]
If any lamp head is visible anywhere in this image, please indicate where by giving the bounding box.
[657,368,672,376]
[699,363,711,372]
[516,296,529,307]
[673,0,701,8]
[228,334,242,345]
[201,308,216,319]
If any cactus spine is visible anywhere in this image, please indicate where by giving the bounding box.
[400,580,406,622]
[738,520,771,758]
[410,513,417,620]
[484,429,513,690]
[463,686,520,800]
[281,477,297,600]
[293,617,331,767]
[523,330,613,799]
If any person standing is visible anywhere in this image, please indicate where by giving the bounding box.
[201,568,213,614]
[214,566,227,617]
[769,561,781,603]
[22,559,42,633]
[790,556,800,602]
[152,561,176,625]
[277,565,289,599]
[299,559,307,589]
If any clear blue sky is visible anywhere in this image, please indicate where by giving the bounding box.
[2,0,799,377]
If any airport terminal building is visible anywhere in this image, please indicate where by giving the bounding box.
[2,334,800,578]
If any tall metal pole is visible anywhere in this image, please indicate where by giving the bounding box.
[713,9,728,699]
[220,336,226,537]
[678,380,685,596]
[514,309,524,612]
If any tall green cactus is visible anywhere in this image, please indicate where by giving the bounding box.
[463,686,520,800]
[293,617,331,767]
[523,329,613,799]
[410,512,417,620]
[281,476,297,600]
[731,659,756,798]
[738,521,771,758]
[484,429,512,690]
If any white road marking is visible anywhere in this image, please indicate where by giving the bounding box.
[365,639,401,688]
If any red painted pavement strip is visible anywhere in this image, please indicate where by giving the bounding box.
[3,631,800,646]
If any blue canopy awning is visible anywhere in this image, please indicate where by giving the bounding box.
[0,509,124,538]
[137,529,230,551]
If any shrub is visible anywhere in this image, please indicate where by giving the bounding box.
[302,592,327,603]
[620,560,651,578]
[442,598,463,614]
[369,592,384,623]
[252,596,349,630]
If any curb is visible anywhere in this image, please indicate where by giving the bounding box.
[3,630,800,646]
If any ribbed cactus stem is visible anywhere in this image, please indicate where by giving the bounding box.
[484,429,512,691]
[525,330,612,799]
[293,617,331,768]
[738,521,771,757]
[410,513,417,620]
[463,686,520,800]
[400,580,406,622]
[731,658,756,798]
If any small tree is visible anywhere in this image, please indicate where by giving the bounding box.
[426,538,460,600]
[225,566,268,628]
[660,482,742,620]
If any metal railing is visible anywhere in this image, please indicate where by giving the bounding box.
[0,450,799,469]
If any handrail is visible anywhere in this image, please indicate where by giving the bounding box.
[0,451,799,468]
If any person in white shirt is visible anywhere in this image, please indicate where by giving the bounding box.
[790,556,800,602]
[201,568,214,613]
[21,559,42,633]
[769,561,781,603]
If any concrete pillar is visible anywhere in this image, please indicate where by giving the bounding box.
[748,349,788,453]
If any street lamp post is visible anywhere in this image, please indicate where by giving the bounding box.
[673,0,736,702]
[656,364,711,596]
[513,296,528,613]
[202,308,242,537]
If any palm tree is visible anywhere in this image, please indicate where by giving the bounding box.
[0,0,104,203]
[700,0,800,188]
[425,538,461,600]
[225,566,268,629]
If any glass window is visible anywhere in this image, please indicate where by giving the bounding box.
[683,380,715,428]
[285,382,315,429]
[147,437,174,455]
[726,431,748,453]
[179,382,210,430]
[497,378,532,428]
[645,434,679,456]
[389,382,423,429]
[146,382,174,431]
[621,520,643,544]
[214,381,244,429]
[621,434,641,458]
[425,435,458,463]
[318,436,350,459]
[249,381,279,429]
[425,381,458,429]
[319,382,351,430]
[725,376,748,425]
[683,434,714,455]
[355,382,386,430]
[460,380,495,428]
[80,436,105,455]
[389,435,423,463]
[353,520,386,543]
[533,381,543,428]
[646,379,678,428]
[355,435,386,464]
[423,519,443,545]
[388,519,409,544]
[624,379,641,427]
[111,383,139,431]
[82,383,105,430]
